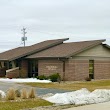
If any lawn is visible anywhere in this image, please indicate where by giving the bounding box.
[0,98,52,110]
[24,80,110,91]
[1,80,110,110]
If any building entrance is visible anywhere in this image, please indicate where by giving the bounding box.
[28,60,38,77]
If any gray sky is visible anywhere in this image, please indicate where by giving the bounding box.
[0,0,110,52]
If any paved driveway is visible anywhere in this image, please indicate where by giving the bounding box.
[0,81,70,96]
[0,81,30,91]
[63,101,110,110]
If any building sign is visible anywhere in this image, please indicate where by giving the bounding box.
[46,66,58,70]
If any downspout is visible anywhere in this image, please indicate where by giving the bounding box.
[62,60,65,81]
[58,58,66,81]
[18,59,21,78]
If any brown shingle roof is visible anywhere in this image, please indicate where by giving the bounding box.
[0,38,69,61]
[26,39,106,59]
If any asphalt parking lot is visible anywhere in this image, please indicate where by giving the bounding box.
[0,81,70,96]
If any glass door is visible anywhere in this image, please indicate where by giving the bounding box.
[28,60,38,77]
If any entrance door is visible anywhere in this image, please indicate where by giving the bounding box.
[28,60,38,77]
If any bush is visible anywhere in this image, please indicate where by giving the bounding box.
[85,77,91,81]
[28,88,36,99]
[6,88,15,100]
[37,75,48,80]
[21,88,27,99]
[49,73,61,82]
[15,89,21,97]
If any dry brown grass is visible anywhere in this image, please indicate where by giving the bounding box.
[24,80,110,91]
[21,88,27,99]
[6,88,16,100]
[0,98,52,110]
[0,87,52,110]
[28,88,36,98]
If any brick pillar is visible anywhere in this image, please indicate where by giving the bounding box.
[20,60,28,78]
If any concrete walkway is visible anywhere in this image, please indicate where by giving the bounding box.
[63,101,110,110]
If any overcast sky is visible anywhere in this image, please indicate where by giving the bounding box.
[0,0,110,52]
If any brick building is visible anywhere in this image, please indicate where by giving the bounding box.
[0,38,110,81]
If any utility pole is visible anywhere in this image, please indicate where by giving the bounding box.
[21,27,27,47]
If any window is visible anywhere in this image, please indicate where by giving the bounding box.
[15,60,19,67]
[4,62,8,70]
[9,61,12,69]
[89,60,94,79]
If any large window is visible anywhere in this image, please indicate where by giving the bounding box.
[89,60,94,79]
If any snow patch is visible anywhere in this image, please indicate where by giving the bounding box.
[0,78,51,83]
[44,88,110,105]
[0,90,6,98]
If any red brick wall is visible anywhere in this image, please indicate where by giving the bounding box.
[21,59,110,81]
[0,67,6,77]
[65,60,75,81]
[65,60,89,81]
[38,59,89,81]
[6,68,19,78]
[6,60,28,78]
[20,60,28,78]
[74,60,89,81]
[38,60,64,79]
[94,60,110,79]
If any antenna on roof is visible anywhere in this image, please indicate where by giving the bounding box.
[21,27,27,47]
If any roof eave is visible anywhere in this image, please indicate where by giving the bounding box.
[103,44,110,49]
[25,56,67,59]
[0,59,9,61]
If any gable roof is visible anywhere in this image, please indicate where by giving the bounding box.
[26,39,106,59]
[0,38,69,61]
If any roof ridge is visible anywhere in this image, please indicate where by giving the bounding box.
[30,38,69,47]
[64,39,106,44]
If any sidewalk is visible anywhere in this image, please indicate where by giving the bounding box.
[63,101,110,110]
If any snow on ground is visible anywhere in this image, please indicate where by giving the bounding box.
[0,90,6,98]
[0,78,51,83]
[1,78,110,106]
[44,88,110,105]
